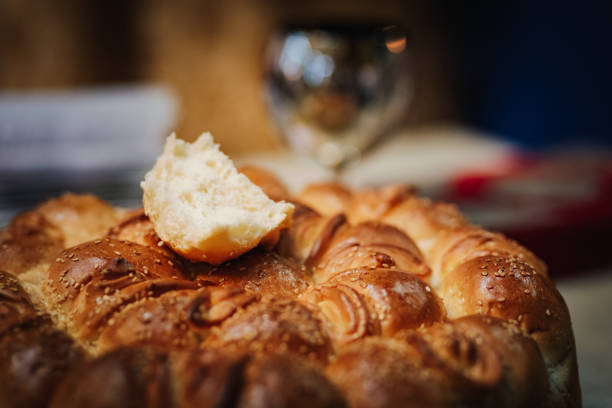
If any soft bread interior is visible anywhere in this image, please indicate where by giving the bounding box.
[141,133,294,264]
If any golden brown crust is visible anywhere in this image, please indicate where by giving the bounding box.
[299,266,445,346]
[327,337,443,408]
[300,283,374,345]
[239,165,291,203]
[204,298,332,365]
[0,170,581,407]
[295,181,580,407]
[397,316,551,407]
[440,255,580,407]
[0,193,123,306]
[191,249,312,298]
[277,203,331,261]
[169,239,256,266]
[0,211,64,277]
[51,347,346,408]
[0,269,39,332]
[0,271,83,408]
[50,347,174,408]
[35,193,124,248]
[432,226,548,279]
[43,238,264,354]
[327,316,550,408]
[328,269,445,335]
[172,348,249,408]
[95,290,207,352]
[239,353,346,408]
[44,238,190,342]
[310,220,431,283]
[440,256,571,364]
[108,209,166,252]
[297,182,353,216]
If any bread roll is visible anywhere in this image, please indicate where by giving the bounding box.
[0,168,580,407]
[141,133,294,264]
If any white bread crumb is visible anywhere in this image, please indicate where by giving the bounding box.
[141,133,294,264]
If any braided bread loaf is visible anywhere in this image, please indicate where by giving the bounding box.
[0,167,580,407]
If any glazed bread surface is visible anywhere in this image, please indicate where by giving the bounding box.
[0,168,580,408]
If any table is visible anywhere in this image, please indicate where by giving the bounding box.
[557,272,612,407]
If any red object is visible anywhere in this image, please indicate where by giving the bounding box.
[440,154,612,276]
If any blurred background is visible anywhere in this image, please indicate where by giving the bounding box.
[2,1,611,151]
[1,1,611,404]
[2,0,611,268]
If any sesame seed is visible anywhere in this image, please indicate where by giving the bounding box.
[498,297,506,302]
[113,251,121,256]
[154,259,161,264]
[425,286,431,292]
[157,241,164,247]
[524,289,530,294]
[481,271,488,276]
[167,260,174,266]
[94,240,102,244]
[545,309,551,316]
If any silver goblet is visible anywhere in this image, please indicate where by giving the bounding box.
[266,22,412,170]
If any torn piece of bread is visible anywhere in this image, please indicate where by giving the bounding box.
[141,133,294,264]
